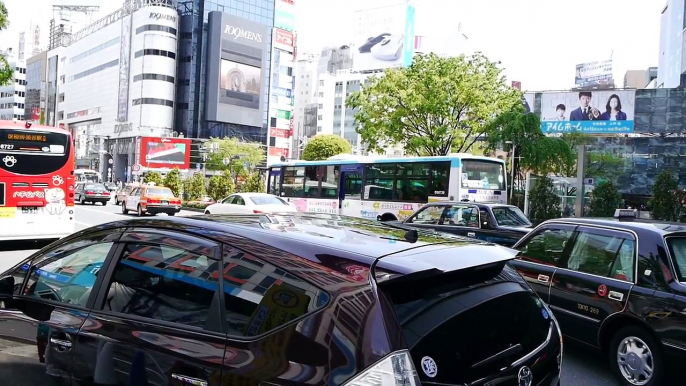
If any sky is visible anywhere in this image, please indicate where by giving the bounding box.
[1,0,665,91]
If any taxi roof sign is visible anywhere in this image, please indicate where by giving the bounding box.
[614,208,638,221]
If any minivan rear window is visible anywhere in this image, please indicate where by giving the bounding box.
[379,263,552,385]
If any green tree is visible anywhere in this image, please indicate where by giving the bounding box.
[143,171,163,185]
[204,137,265,175]
[347,53,521,156]
[588,181,623,217]
[39,110,45,125]
[207,172,235,202]
[163,167,183,197]
[0,1,13,86]
[528,176,561,225]
[558,133,627,181]
[302,134,352,161]
[185,173,207,201]
[243,172,265,193]
[650,170,683,221]
[485,111,573,177]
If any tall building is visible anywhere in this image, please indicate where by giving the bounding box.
[0,51,26,121]
[657,0,685,88]
[624,67,658,88]
[25,51,48,123]
[175,0,280,142]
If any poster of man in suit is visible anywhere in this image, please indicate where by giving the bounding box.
[539,90,635,134]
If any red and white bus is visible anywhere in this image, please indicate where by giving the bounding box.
[0,120,76,241]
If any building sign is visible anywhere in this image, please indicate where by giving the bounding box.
[140,137,192,169]
[223,25,263,42]
[149,12,176,22]
[275,9,295,31]
[540,90,635,134]
[511,81,522,90]
[575,60,613,87]
[273,87,291,98]
[270,128,290,138]
[117,15,133,122]
[114,122,133,133]
[275,29,294,47]
[275,110,291,120]
[269,147,289,157]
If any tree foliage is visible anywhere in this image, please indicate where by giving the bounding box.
[0,1,12,86]
[302,134,352,161]
[588,181,623,217]
[650,171,683,221]
[243,172,265,193]
[143,171,163,186]
[347,53,521,156]
[528,176,561,225]
[163,167,183,198]
[185,173,207,201]
[207,172,235,202]
[204,137,265,174]
[558,133,627,181]
[485,111,573,176]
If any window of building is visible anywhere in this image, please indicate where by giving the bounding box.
[132,98,174,108]
[69,59,119,82]
[317,115,323,120]
[318,92,324,97]
[133,73,175,83]
[136,25,178,36]
[71,37,120,63]
[134,49,176,59]
[58,93,65,103]
[318,104,323,109]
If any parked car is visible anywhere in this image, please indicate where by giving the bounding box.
[510,209,686,385]
[186,196,215,208]
[121,184,181,216]
[203,193,297,215]
[114,183,139,205]
[74,183,111,205]
[0,213,562,385]
[398,201,533,247]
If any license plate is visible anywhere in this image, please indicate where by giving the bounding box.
[161,200,169,205]
[22,207,38,214]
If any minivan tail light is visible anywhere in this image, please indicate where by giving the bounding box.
[343,350,421,386]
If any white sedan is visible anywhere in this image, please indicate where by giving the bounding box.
[203,193,297,215]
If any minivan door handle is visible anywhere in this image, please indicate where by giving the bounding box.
[171,374,208,386]
[49,332,73,352]
[537,274,550,283]
[467,232,476,237]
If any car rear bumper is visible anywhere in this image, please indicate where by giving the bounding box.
[145,204,181,213]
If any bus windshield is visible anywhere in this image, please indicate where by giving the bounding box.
[461,160,506,190]
[0,127,71,175]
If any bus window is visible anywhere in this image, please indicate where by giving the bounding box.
[282,166,305,197]
[364,164,395,199]
[462,160,506,190]
[320,166,339,198]
[431,162,450,196]
[344,173,362,198]
[396,163,429,201]
[304,166,319,197]
[268,169,281,196]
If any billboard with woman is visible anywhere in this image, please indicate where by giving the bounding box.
[540,90,635,134]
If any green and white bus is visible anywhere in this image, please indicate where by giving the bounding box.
[267,153,507,221]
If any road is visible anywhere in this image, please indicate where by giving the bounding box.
[0,201,620,384]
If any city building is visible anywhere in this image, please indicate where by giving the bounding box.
[24,51,48,123]
[657,0,685,88]
[0,51,26,121]
[624,67,658,88]
[175,0,282,142]
[267,24,296,164]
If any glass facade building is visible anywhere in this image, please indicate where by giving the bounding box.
[25,53,46,123]
[176,0,275,142]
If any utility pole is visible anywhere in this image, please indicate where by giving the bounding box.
[575,145,587,217]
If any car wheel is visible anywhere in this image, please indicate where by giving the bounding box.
[79,196,85,205]
[101,201,107,206]
[137,205,144,217]
[608,326,664,386]
[114,199,119,205]
[121,202,128,214]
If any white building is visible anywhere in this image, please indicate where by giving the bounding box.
[657,0,685,88]
[0,51,26,121]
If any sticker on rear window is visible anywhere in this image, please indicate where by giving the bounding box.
[542,308,549,320]
[421,356,437,378]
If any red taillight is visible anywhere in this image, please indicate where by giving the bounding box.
[253,209,264,213]
[148,199,159,204]
[86,191,94,195]
[103,192,110,195]
[171,199,181,204]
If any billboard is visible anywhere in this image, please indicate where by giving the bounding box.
[575,60,613,87]
[205,12,269,128]
[352,3,416,72]
[140,137,192,169]
[274,28,294,48]
[540,90,635,134]
[117,14,133,122]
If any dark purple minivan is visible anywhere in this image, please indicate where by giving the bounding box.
[0,213,561,385]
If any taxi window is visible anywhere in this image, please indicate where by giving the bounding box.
[666,237,686,282]
[408,205,446,225]
[444,206,479,228]
[567,231,635,281]
[519,228,573,266]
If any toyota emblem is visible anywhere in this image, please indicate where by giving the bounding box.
[518,366,533,386]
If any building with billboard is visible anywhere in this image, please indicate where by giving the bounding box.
[267,23,296,165]
[0,53,26,121]
[574,60,614,89]
[175,0,278,143]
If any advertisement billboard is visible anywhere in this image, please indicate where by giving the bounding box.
[274,28,294,49]
[575,60,613,87]
[275,9,295,31]
[117,14,132,122]
[140,137,192,169]
[540,90,635,134]
[352,3,416,72]
[205,12,269,128]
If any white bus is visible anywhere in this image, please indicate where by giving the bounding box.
[267,153,507,221]
[74,169,101,183]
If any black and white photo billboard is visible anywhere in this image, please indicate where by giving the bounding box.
[205,12,268,128]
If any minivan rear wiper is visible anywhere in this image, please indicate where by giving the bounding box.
[470,344,523,369]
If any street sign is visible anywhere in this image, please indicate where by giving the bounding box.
[132,163,141,172]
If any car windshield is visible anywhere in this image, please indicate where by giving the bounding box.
[147,188,174,197]
[250,195,288,206]
[492,206,531,227]
[85,184,106,191]
[666,237,686,282]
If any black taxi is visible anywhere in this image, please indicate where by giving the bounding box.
[511,209,686,386]
[397,201,533,247]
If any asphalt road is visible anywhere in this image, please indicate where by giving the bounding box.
[0,201,622,384]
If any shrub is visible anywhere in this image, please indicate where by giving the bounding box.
[528,175,561,225]
[163,167,183,197]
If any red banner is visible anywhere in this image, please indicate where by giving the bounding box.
[270,128,290,138]
[275,29,294,47]
[140,137,192,169]
[269,147,289,157]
